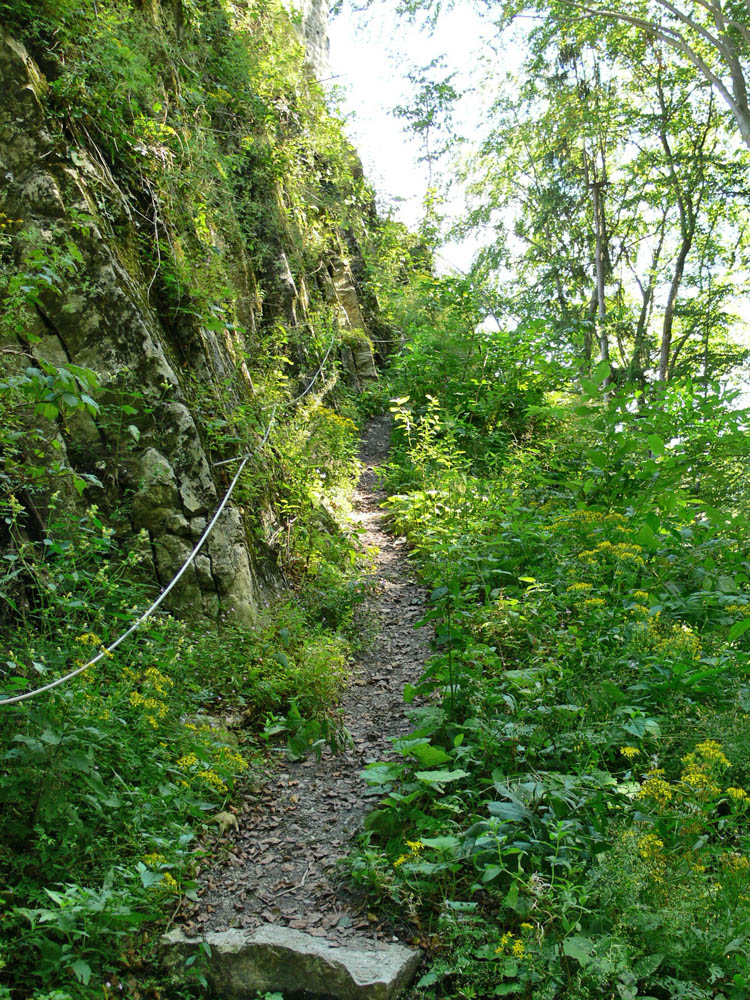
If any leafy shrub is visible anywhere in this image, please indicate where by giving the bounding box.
[350,344,750,998]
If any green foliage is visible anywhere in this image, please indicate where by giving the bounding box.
[0,3,385,995]
[349,307,750,998]
[0,219,105,503]
[0,496,365,995]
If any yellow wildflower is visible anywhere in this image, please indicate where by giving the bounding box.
[628,604,650,617]
[199,769,228,794]
[722,853,750,873]
[638,769,673,808]
[637,833,664,860]
[620,746,641,760]
[511,939,526,959]
[583,597,606,608]
[143,853,168,867]
[566,582,593,593]
[76,632,102,646]
[498,931,513,950]
[393,854,408,868]
[159,872,179,893]
[682,767,721,799]
[726,786,749,805]
[217,747,249,772]
[695,740,730,767]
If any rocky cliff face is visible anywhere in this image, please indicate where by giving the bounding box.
[0,1,391,626]
[295,0,330,78]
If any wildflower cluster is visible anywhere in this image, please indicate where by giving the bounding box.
[725,603,750,616]
[638,768,673,808]
[637,832,667,884]
[495,928,532,961]
[142,853,168,867]
[726,786,749,807]
[175,737,249,800]
[393,839,424,868]
[627,603,650,618]
[128,666,174,728]
[578,540,645,566]
[655,624,702,660]
[679,740,729,802]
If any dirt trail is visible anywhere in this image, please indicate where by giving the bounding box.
[179,414,429,949]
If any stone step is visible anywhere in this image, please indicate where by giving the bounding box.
[162,924,421,1000]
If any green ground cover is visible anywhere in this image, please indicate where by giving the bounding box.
[348,278,750,1000]
[0,400,367,999]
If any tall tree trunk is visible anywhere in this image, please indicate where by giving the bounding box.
[591,178,609,365]
[584,287,597,362]
[659,237,691,382]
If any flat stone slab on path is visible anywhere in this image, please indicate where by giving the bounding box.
[162,926,421,1000]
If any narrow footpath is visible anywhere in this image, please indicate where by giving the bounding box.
[170,415,430,993]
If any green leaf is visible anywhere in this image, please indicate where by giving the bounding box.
[505,881,519,908]
[632,953,664,977]
[702,504,728,526]
[415,768,468,785]
[80,394,100,414]
[481,864,504,883]
[361,762,404,785]
[420,835,460,852]
[71,959,92,985]
[445,900,477,912]
[593,360,611,386]
[487,800,532,822]
[647,434,665,456]
[728,619,750,642]
[562,936,594,965]
[644,512,660,533]
[36,402,59,420]
[411,743,452,768]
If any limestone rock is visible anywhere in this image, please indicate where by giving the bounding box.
[161,925,421,1000]
[327,262,378,385]
[294,0,330,77]
[0,32,278,625]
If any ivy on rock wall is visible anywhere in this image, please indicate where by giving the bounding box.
[0,0,395,624]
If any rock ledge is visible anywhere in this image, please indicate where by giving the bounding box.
[162,925,421,1000]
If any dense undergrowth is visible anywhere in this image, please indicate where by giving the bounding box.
[0,403,370,999]
[0,0,420,995]
[348,273,750,999]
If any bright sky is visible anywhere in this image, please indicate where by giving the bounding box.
[327,0,495,271]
